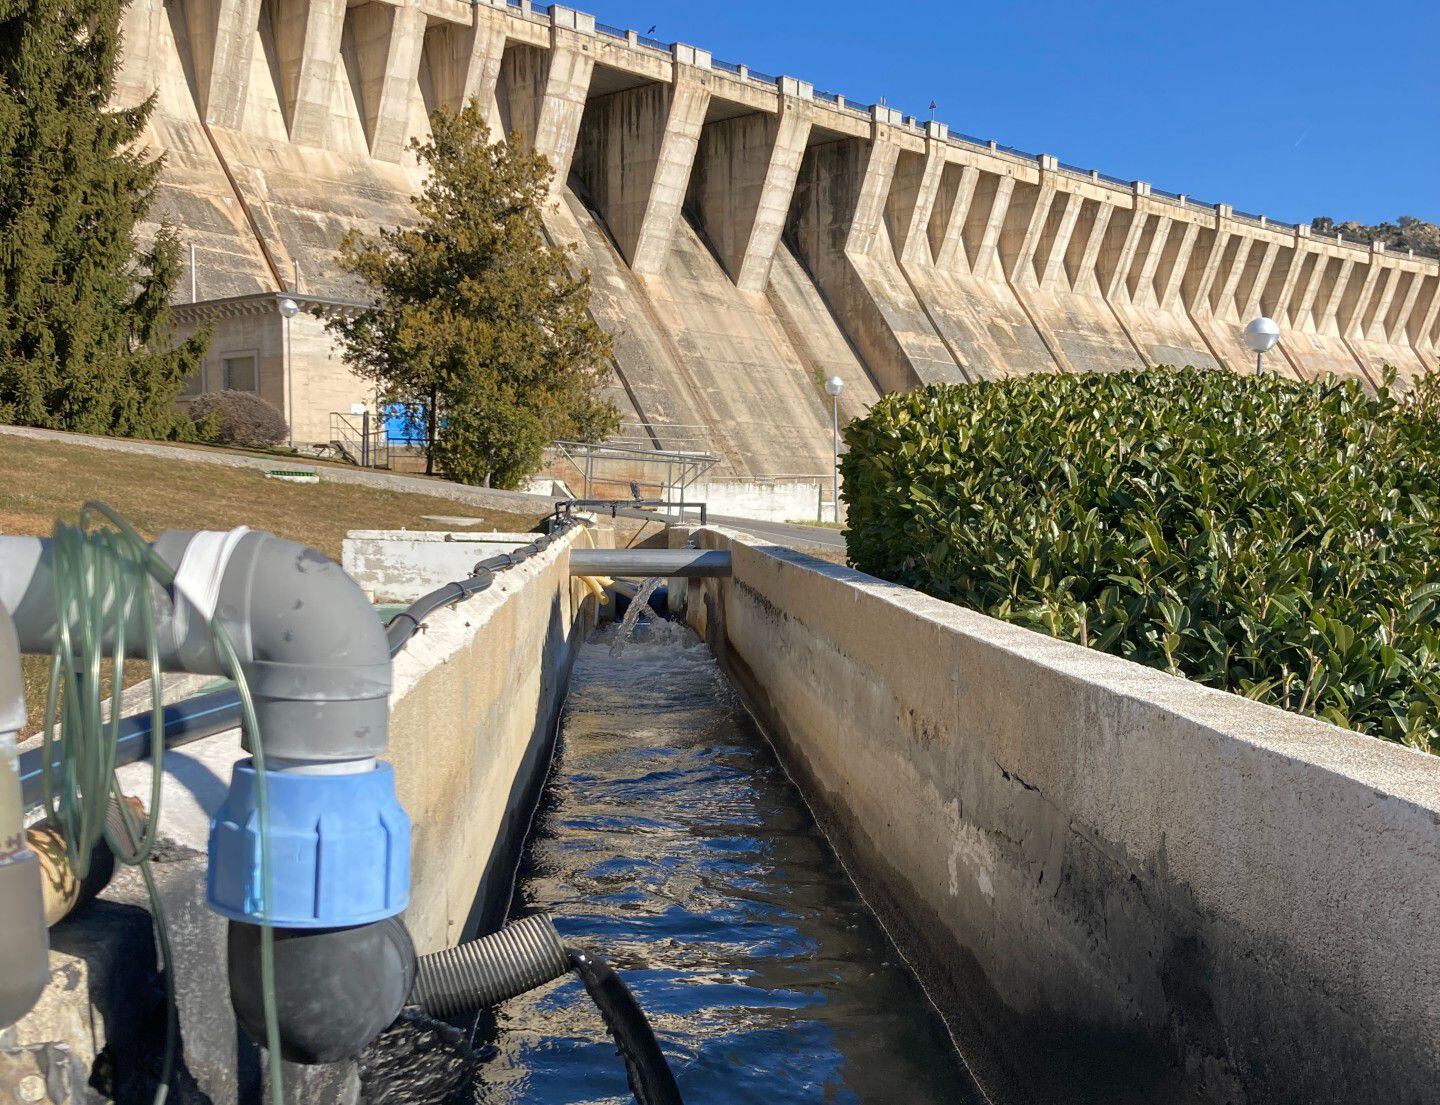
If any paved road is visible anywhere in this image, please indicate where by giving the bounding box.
[710,513,846,551]
[0,424,846,554]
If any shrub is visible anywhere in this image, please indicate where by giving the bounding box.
[842,368,1440,754]
[188,391,288,449]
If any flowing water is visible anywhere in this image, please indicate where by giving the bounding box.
[474,622,986,1105]
[608,577,665,656]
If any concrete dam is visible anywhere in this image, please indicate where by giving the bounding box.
[121,0,1440,474]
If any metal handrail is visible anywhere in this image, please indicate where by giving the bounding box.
[554,499,708,526]
[553,441,716,464]
[701,473,830,484]
[547,440,718,513]
[329,411,389,469]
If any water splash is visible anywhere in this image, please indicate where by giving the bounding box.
[609,577,664,656]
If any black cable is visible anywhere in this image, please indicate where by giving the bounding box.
[20,687,243,809]
[381,516,577,655]
[567,946,684,1105]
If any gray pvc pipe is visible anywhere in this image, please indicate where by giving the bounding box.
[0,601,49,1027]
[0,534,205,666]
[0,532,390,762]
[212,532,391,761]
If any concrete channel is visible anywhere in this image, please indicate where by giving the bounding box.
[3,521,1437,1104]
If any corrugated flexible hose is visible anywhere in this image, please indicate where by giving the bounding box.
[411,913,683,1105]
[413,913,569,1016]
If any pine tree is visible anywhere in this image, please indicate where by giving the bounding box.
[0,0,205,437]
[330,104,618,488]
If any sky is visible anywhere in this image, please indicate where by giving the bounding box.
[584,0,1439,227]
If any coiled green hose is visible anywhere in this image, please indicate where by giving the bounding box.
[38,503,284,1105]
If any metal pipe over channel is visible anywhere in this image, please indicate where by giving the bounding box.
[570,548,731,579]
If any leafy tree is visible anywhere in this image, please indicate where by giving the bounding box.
[330,104,617,488]
[0,0,206,437]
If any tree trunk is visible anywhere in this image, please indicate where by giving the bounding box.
[425,386,437,476]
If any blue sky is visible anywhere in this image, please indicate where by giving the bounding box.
[584,0,1439,226]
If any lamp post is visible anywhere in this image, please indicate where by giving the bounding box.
[279,296,300,449]
[824,375,845,523]
[1243,316,1280,377]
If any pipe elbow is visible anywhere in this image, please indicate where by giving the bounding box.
[217,533,391,762]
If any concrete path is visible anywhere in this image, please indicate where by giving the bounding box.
[0,424,847,553]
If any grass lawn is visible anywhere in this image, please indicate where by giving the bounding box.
[0,435,546,557]
[0,434,550,732]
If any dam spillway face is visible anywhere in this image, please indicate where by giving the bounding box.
[128,0,1440,470]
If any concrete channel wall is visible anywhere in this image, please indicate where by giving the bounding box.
[385,525,603,950]
[342,530,543,602]
[678,527,1440,1105]
[3,527,601,1104]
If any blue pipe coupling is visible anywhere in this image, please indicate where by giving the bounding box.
[207,761,410,927]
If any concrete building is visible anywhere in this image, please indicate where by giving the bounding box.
[121,0,1440,464]
[170,293,373,446]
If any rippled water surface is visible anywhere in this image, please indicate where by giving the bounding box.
[474,622,985,1105]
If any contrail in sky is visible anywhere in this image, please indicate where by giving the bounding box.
[1293,124,1314,149]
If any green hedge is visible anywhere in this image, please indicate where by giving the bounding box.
[841,369,1440,754]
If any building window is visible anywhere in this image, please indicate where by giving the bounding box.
[221,353,258,392]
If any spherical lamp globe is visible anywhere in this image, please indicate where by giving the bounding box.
[1242,316,1280,354]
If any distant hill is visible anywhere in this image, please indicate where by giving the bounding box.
[1310,215,1440,260]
